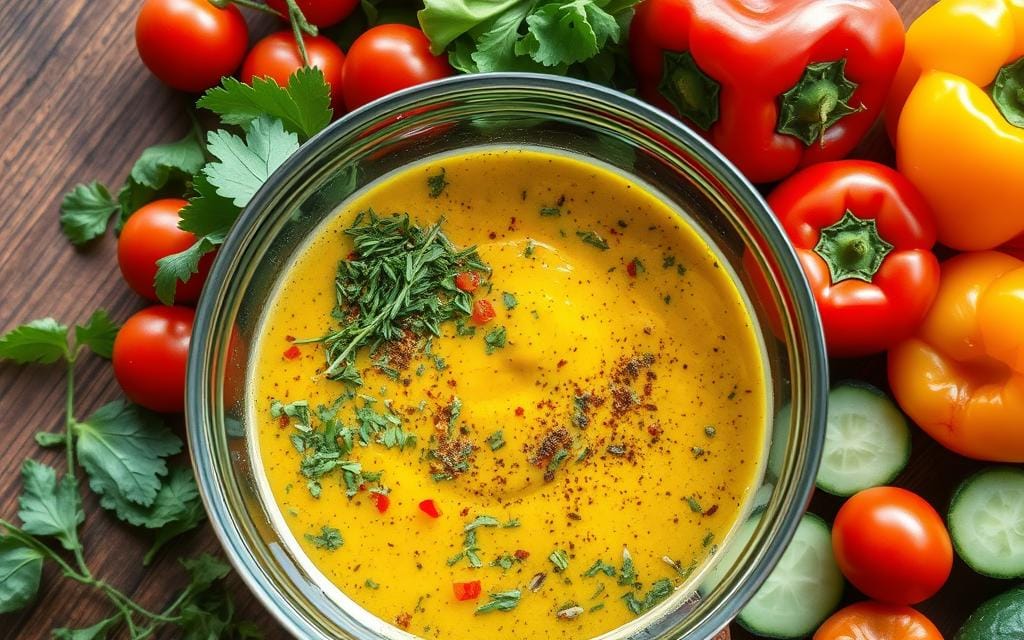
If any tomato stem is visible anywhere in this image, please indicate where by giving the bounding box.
[282,0,318,67]
[813,210,894,284]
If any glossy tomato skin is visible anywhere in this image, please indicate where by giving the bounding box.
[814,601,942,640]
[117,199,212,304]
[832,487,953,605]
[113,306,195,414]
[241,31,345,111]
[135,0,248,92]
[266,0,358,27]
[341,24,452,111]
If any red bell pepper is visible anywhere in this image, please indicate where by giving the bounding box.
[630,0,905,183]
[452,580,481,601]
[767,160,940,357]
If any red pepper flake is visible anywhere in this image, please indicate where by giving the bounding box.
[705,504,719,517]
[556,359,568,368]
[515,406,525,417]
[418,499,441,518]
[459,506,470,517]
[471,299,496,325]
[282,345,301,360]
[395,613,412,629]
[347,251,359,261]
[609,227,621,236]
[278,415,290,428]
[626,260,638,277]
[358,483,367,492]
[647,423,663,438]
[455,271,480,292]
[284,335,295,342]
[514,549,530,560]
[453,580,482,601]
[371,492,390,514]
[488,231,497,240]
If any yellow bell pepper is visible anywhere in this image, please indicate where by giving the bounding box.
[886,0,1024,251]
[888,251,1024,462]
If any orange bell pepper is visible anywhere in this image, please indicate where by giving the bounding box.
[888,251,1024,462]
[885,0,1024,251]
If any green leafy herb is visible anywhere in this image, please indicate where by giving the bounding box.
[428,168,448,198]
[305,525,344,550]
[702,531,715,548]
[486,430,506,451]
[117,130,206,223]
[466,515,501,531]
[0,318,70,364]
[540,206,561,216]
[618,547,636,586]
[204,116,299,208]
[583,559,616,578]
[197,68,332,140]
[502,292,517,310]
[0,538,43,614]
[523,240,536,258]
[17,460,84,551]
[58,182,119,246]
[622,578,674,615]
[484,326,507,354]
[365,579,380,589]
[456,319,477,337]
[475,589,521,614]
[704,425,716,438]
[73,310,119,360]
[154,226,223,306]
[312,211,488,382]
[662,255,675,268]
[549,549,569,572]
[576,229,609,250]
[685,496,703,514]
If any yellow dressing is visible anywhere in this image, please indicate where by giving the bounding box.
[250,148,766,639]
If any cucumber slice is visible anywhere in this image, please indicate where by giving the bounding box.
[737,514,843,639]
[949,467,1024,579]
[956,585,1024,640]
[816,383,910,496]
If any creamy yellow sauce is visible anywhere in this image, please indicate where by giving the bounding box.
[250,148,766,639]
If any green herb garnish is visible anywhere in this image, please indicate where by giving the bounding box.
[704,425,716,438]
[486,430,506,451]
[502,292,517,310]
[484,326,507,354]
[540,206,561,217]
[428,168,448,198]
[576,230,609,250]
[549,549,570,572]
[685,496,703,514]
[621,578,674,615]
[618,548,636,586]
[305,525,344,550]
[583,559,617,578]
[365,579,380,589]
[475,590,521,614]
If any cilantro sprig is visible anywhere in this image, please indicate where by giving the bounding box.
[0,313,254,637]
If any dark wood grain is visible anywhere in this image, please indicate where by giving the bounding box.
[0,1,991,639]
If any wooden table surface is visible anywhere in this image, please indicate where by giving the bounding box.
[0,1,1004,638]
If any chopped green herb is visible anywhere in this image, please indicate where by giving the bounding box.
[702,531,715,548]
[589,603,605,613]
[617,220,628,228]
[572,393,592,429]
[530,309,540,320]
[691,446,705,458]
[621,578,674,616]
[583,559,616,578]
[523,240,536,258]
[475,590,521,614]
[663,295,672,304]
[549,549,569,572]
[486,430,506,451]
[415,363,426,376]
[503,518,521,528]
[365,579,380,589]
[305,525,343,550]
[427,168,448,198]
[433,355,447,371]
[455,319,477,337]
[618,548,636,586]
[502,292,517,310]
[662,255,676,268]
[664,556,697,579]
[491,553,524,571]
[685,496,703,514]
[466,515,501,531]
[540,206,561,217]
[590,582,606,599]
[606,444,626,457]
[704,425,716,438]
[484,327,507,354]
[576,230,609,250]
[630,258,645,274]
[677,263,688,276]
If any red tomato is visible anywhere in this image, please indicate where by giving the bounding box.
[341,24,452,111]
[370,492,390,514]
[454,271,480,292]
[471,300,496,325]
[113,306,195,413]
[240,32,345,111]
[266,0,358,27]
[135,0,248,92]
[832,487,952,605]
[117,199,213,304]
[814,601,942,640]
[418,499,441,518]
[452,580,481,601]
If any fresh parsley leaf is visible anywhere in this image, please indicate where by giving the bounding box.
[583,559,616,577]
[154,233,222,305]
[0,537,43,614]
[74,310,119,359]
[618,547,636,585]
[486,430,505,451]
[502,292,517,309]
[52,616,119,640]
[469,1,545,73]
[0,318,69,364]
[516,1,620,67]
[418,0,526,53]
[685,496,703,514]
[177,174,240,238]
[17,460,83,551]
[484,326,507,354]
[475,589,521,614]
[74,400,182,507]
[182,553,232,590]
[117,129,205,223]
[465,514,501,531]
[204,116,299,208]
[427,168,448,197]
[144,476,206,565]
[197,68,332,140]
[539,206,561,216]
[621,578,674,615]
[576,229,609,250]
[59,182,119,245]
[305,525,344,550]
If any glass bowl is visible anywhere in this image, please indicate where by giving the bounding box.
[187,73,827,640]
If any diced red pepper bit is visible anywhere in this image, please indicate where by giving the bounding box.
[278,415,290,428]
[347,251,359,261]
[626,260,638,277]
[419,499,441,518]
[459,506,470,517]
[471,299,496,325]
[283,345,301,360]
[514,549,530,560]
[455,271,481,292]
[453,580,482,601]
[371,492,390,514]
[556,359,568,368]
[284,335,296,342]
[515,406,525,417]
[395,613,412,629]
[358,483,367,492]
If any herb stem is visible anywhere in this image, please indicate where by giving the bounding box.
[222,0,285,17]
[283,0,318,66]
[0,520,88,582]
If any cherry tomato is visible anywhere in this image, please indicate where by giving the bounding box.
[266,0,358,27]
[341,24,452,111]
[814,601,942,640]
[241,32,345,111]
[113,306,195,413]
[370,492,390,514]
[117,199,213,304]
[832,487,953,605]
[135,0,248,92]
[471,300,496,325]
[454,271,480,292]
[418,499,441,518]
[452,580,481,601]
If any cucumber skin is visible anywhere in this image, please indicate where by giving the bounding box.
[948,467,1024,579]
[956,586,1024,640]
